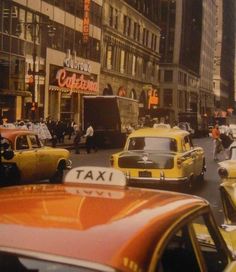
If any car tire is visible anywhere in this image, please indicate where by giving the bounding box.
[197,160,206,183]
[50,162,65,184]
[184,175,194,193]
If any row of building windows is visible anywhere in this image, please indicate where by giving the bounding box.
[0,2,101,63]
[109,5,158,52]
[105,42,158,82]
[42,0,102,28]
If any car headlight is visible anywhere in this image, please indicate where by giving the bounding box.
[218,167,228,179]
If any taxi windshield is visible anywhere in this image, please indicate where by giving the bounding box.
[127,137,177,152]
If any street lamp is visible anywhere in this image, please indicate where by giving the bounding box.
[16,17,56,120]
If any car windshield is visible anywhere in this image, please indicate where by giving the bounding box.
[0,252,111,272]
[127,137,177,152]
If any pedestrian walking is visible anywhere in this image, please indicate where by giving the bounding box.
[220,124,234,159]
[212,124,223,161]
[84,122,97,153]
[74,127,82,154]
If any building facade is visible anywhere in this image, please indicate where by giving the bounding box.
[157,0,216,124]
[100,0,161,118]
[213,0,235,114]
[0,0,102,125]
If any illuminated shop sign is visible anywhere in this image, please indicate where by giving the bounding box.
[64,50,91,73]
[83,0,90,43]
[55,68,98,94]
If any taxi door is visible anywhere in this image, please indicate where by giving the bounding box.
[181,137,194,179]
[13,135,37,182]
[28,135,55,181]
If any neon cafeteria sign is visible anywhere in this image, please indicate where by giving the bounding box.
[56,68,98,93]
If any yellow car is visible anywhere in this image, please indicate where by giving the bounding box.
[0,166,236,271]
[217,142,236,223]
[0,128,72,185]
[110,127,206,191]
[218,142,236,180]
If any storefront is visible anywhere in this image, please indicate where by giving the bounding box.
[48,64,99,124]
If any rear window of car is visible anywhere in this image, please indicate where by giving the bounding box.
[127,137,177,152]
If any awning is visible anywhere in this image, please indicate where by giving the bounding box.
[0,89,32,97]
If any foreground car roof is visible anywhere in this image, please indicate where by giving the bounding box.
[0,181,207,271]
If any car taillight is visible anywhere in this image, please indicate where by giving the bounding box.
[218,167,228,179]
[110,157,114,167]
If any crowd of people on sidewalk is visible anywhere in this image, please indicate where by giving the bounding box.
[0,116,99,155]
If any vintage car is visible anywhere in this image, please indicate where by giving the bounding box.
[218,142,236,180]
[0,166,236,271]
[110,128,206,191]
[0,128,72,185]
[218,142,236,224]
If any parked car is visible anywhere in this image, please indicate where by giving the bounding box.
[0,166,236,271]
[110,128,206,191]
[0,128,72,185]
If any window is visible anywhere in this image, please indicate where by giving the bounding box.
[159,212,230,271]
[163,89,173,107]
[3,1,10,34]
[128,137,177,152]
[120,49,126,73]
[131,55,136,76]
[109,6,113,27]
[164,70,173,82]
[123,15,131,36]
[64,27,74,52]
[106,44,113,69]
[16,135,29,150]
[143,28,146,45]
[90,2,102,28]
[65,0,76,15]
[29,135,41,148]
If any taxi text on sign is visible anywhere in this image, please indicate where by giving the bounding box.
[64,166,127,186]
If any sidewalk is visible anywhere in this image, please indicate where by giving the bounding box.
[45,135,86,150]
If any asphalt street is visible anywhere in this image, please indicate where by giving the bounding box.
[67,136,226,225]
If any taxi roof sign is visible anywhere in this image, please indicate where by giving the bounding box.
[64,166,127,186]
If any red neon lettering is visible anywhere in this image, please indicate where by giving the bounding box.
[56,69,98,93]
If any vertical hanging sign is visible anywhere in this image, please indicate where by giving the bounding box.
[83,0,90,43]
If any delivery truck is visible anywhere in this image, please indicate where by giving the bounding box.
[83,96,139,147]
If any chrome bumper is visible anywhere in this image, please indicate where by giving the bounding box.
[66,159,72,169]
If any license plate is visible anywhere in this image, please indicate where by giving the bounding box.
[139,171,152,178]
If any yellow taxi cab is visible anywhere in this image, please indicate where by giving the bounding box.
[110,127,206,191]
[218,142,236,180]
[0,166,236,271]
[217,142,236,224]
[0,128,72,185]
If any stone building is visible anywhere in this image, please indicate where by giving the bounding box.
[100,0,161,118]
